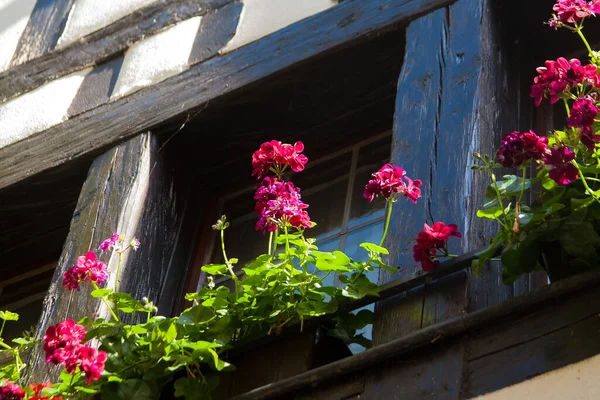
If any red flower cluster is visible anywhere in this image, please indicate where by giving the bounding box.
[550,0,600,26]
[567,96,600,150]
[62,252,108,291]
[251,140,308,179]
[0,380,24,400]
[43,320,107,384]
[496,130,549,168]
[531,58,599,106]
[363,164,422,203]
[413,222,462,271]
[28,383,62,400]
[545,146,579,185]
[98,233,120,253]
[254,177,311,233]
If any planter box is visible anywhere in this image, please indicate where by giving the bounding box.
[212,327,352,399]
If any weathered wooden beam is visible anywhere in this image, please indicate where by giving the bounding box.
[9,0,76,66]
[28,133,193,381]
[228,268,600,400]
[0,0,454,191]
[374,0,518,346]
[0,0,232,104]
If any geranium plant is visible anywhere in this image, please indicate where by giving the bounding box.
[0,140,458,399]
[473,0,600,283]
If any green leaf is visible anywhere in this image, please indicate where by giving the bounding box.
[90,288,113,298]
[0,311,19,321]
[177,305,215,325]
[295,299,338,317]
[342,275,380,299]
[312,251,351,272]
[201,264,228,275]
[75,386,98,394]
[476,207,504,220]
[101,379,159,400]
[173,377,211,400]
[559,219,600,260]
[359,242,389,255]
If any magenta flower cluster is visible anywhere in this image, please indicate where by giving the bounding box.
[43,319,107,384]
[251,140,308,179]
[252,141,312,234]
[363,164,422,203]
[531,58,599,107]
[549,0,600,27]
[496,130,549,168]
[62,252,108,291]
[413,222,462,271]
[254,176,311,233]
[98,233,120,252]
[0,380,25,400]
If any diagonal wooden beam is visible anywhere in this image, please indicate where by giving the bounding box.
[0,0,232,104]
[0,0,454,191]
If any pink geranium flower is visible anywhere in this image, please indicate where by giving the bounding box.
[496,130,549,168]
[254,177,312,233]
[363,164,422,203]
[98,233,120,252]
[545,146,579,185]
[43,319,86,365]
[62,252,108,291]
[531,58,599,106]
[551,0,600,25]
[251,140,308,179]
[0,380,25,400]
[413,222,461,271]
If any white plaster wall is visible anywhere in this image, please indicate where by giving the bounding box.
[0,0,38,72]
[0,69,90,148]
[473,353,600,399]
[58,0,158,47]
[221,0,336,54]
[111,16,202,99]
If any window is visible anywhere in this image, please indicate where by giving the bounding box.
[195,132,391,353]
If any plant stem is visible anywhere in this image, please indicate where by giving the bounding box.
[0,319,6,339]
[283,225,290,259]
[379,200,394,247]
[268,232,273,256]
[92,282,120,322]
[490,172,509,220]
[113,251,123,291]
[517,165,527,205]
[220,230,236,281]
[573,160,600,202]
[576,25,593,56]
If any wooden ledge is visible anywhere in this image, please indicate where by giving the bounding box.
[229,268,600,399]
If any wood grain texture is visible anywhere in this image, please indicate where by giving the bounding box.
[188,1,242,66]
[66,55,124,117]
[9,0,75,66]
[28,133,192,381]
[374,0,517,346]
[0,0,233,104]
[0,0,454,191]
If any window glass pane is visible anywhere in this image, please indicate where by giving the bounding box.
[348,169,386,228]
[348,136,391,227]
[357,135,391,169]
[345,222,384,283]
[302,179,347,239]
